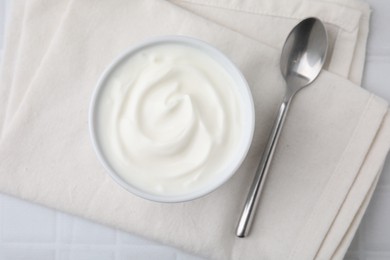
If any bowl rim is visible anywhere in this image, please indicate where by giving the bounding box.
[89,35,255,203]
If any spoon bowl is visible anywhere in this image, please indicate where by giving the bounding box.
[236,17,328,237]
[281,17,328,96]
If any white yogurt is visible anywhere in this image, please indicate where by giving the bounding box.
[93,40,250,199]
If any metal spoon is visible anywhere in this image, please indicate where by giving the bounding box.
[236,17,328,238]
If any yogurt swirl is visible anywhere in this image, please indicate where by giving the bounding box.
[96,42,244,196]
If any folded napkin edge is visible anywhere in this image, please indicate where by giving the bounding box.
[288,99,390,259]
[171,0,364,32]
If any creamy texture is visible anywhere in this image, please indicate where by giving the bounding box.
[96,43,244,196]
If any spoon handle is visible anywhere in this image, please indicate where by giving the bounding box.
[236,99,290,237]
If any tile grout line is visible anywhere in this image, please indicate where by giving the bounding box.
[0,195,3,244]
[114,229,119,260]
[366,57,390,63]
[55,211,60,260]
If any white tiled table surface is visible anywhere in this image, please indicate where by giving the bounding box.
[0,0,389,259]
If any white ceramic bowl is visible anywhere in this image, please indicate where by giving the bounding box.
[89,36,255,202]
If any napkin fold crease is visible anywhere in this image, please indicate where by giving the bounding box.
[2,0,71,131]
[0,0,25,134]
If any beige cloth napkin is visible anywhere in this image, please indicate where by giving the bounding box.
[0,0,389,259]
[1,0,71,131]
[0,0,25,134]
[0,0,371,131]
